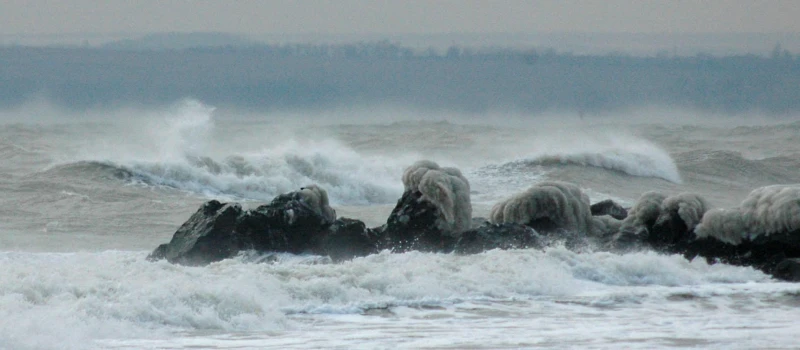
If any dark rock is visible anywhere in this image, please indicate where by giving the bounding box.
[471,217,490,229]
[606,226,649,252]
[146,244,169,262]
[773,258,800,281]
[602,207,693,254]
[319,218,378,262]
[385,190,439,232]
[149,200,246,266]
[379,190,456,252]
[454,223,542,254]
[680,236,737,263]
[149,190,800,284]
[234,209,289,252]
[538,228,598,252]
[750,229,800,249]
[649,210,691,249]
[678,229,800,281]
[250,192,333,253]
[149,189,337,265]
[628,210,800,279]
[591,199,628,220]
[525,217,562,234]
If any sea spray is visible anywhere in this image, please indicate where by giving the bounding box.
[51,100,410,205]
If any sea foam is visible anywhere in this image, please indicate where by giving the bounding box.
[0,247,769,349]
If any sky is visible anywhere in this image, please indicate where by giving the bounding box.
[1,0,798,36]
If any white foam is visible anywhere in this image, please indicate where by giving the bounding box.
[0,251,288,349]
[515,131,682,183]
[466,163,547,204]
[61,100,410,205]
[119,140,407,205]
[0,247,774,349]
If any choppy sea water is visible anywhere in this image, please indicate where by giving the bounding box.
[2,101,800,349]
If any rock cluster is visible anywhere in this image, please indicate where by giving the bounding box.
[148,163,800,282]
[600,191,800,281]
[149,187,541,264]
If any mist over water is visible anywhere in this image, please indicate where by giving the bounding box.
[3,98,800,349]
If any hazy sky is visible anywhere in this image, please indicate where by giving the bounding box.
[1,0,798,36]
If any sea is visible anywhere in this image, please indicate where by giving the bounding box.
[2,100,800,349]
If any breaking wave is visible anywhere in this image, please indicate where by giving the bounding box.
[47,150,405,205]
[123,147,405,205]
[0,248,769,349]
[485,130,682,184]
[498,148,681,184]
[46,99,408,205]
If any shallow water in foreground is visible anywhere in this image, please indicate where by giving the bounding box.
[3,249,798,349]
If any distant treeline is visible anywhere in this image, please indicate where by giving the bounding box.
[1,42,799,115]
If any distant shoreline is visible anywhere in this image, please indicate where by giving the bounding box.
[1,38,798,115]
[2,31,800,56]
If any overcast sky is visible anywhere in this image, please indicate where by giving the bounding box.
[1,0,798,36]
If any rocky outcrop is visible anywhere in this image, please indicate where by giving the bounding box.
[454,223,542,254]
[319,218,379,262]
[252,191,334,253]
[602,192,706,253]
[774,258,800,282]
[401,160,472,233]
[595,191,800,281]
[377,189,457,253]
[147,200,247,266]
[490,181,594,234]
[147,176,800,283]
[677,229,800,280]
[648,208,693,250]
[590,199,628,220]
[148,186,468,265]
[148,188,339,266]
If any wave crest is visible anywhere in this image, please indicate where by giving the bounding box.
[492,130,682,183]
[498,148,681,183]
[64,149,406,205]
[47,99,408,205]
[532,150,681,183]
